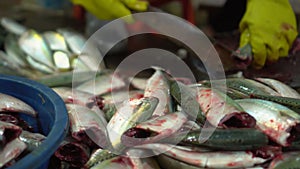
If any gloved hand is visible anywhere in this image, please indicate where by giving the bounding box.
[71,0,148,22]
[239,0,298,69]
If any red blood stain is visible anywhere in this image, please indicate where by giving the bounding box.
[227,162,237,167]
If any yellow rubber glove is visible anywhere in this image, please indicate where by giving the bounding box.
[71,0,148,22]
[239,0,298,69]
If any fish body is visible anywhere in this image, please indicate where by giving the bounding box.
[107,97,158,152]
[66,104,108,147]
[0,17,27,35]
[136,143,267,168]
[236,99,300,146]
[144,68,173,116]
[42,31,68,51]
[196,87,256,128]
[0,138,26,168]
[256,78,300,99]
[76,73,125,96]
[19,29,55,69]
[0,93,37,117]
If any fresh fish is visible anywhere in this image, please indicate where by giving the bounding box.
[101,90,144,105]
[19,29,55,69]
[268,152,300,169]
[0,113,19,125]
[135,143,268,169]
[107,97,158,152]
[236,99,300,146]
[129,77,147,90]
[0,93,37,117]
[0,121,22,148]
[0,50,20,70]
[157,154,265,169]
[250,94,300,111]
[66,104,108,147]
[42,31,68,51]
[52,87,101,106]
[195,87,256,128]
[4,34,27,67]
[57,28,86,55]
[53,51,71,71]
[204,78,280,96]
[165,128,268,151]
[85,148,117,168]
[55,140,90,168]
[144,68,173,116]
[0,138,26,168]
[255,78,300,99]
[19,130,46,152]
[76,72,126,96]
[122,112,188,146]
[170,81,206,124]
[157,154,205,169]
[89,156,131,169]
[0,17,27,35]
[26,55,54,74]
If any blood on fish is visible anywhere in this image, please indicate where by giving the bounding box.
[121,128,153,146]
[227,162,238,167]
[221,112,256,128]
[0,114,19,125]
[55,143,89,168]
[111,157,134,168]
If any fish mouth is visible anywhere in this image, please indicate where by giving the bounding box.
[220,112,256,128]
[121,128,155,147]
[55,142,89,168]
[286,123,300,145]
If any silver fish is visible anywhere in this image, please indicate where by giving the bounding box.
[0,93,37,117]
[256,78,300,99]
[85,148,116,168]
[136,143,267,169]
[90,156,140,169]
[195,87,256,128]
[4,34,27,67]
[107,97,158,152]
[52,87,96,106]
[144,68,173,116]
[0,17,27,35]
[66,104,108,147]
[101,90,144,105]
[122,112,188,146]
[76,72,126,96]
[42,31,68,51]
[19,29,55,69]
[57,28,86,55]
[19,130,46,152]
[236,99,300,146]
[0,138,27,168]
[26,55,54,74]
[0,121,22,147]
[0,51,20,70]
[129,77,148,90]
[53,51,71,71]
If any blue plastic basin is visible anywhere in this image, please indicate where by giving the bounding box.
[0,75,69,169]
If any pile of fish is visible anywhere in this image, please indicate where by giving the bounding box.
[0,17,92,79]
[0,93,46,168]
[50,67,300,169]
